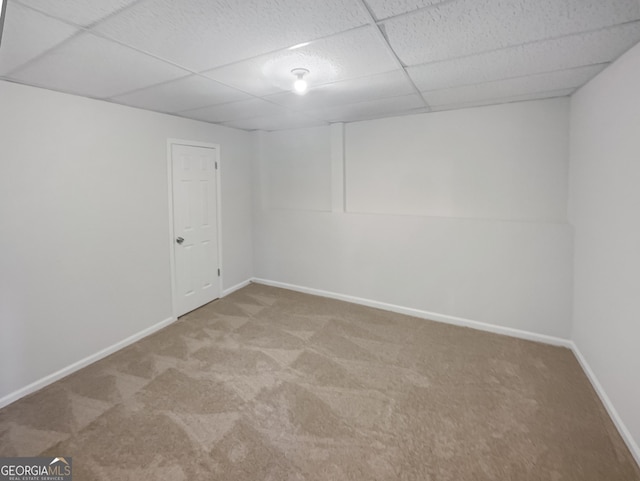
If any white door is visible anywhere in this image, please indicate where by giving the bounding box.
[171,143,220,316]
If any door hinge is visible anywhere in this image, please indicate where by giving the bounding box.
[215,161,218,170]
[217,268,221,276]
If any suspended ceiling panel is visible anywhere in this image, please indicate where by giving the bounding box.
[407,23,640,92]
[382,0,640,65]
[1,0,640,130]
[223,112,327,131]
[365,0,448,20]
[421,64,606,107]
[93,0,370,71]
[0,2,79,76]
[17,0,140,28]
[112,75,251,114]
[203,26,399,97]
[10,32,190,98]
[305,93,426,123]
[265,70,417,111]
[430,89,576,112]
[181,97,290,124]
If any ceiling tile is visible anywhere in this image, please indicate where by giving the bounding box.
[93,0,369,72]
[306,94,426,123]
[408,22,640,92]
[265,70,416,111]
[430,89,575,112]
[180,98,286,123]
[5,0,636,126]
[223,113,327,131]
[203,26,398,97]
[383,0,640,66]
[365,0,446,20]
[0,2,79,76]
[17,0,139,27]
[110,75,250,113]
[9,32,190,98]
[421,65,606,107]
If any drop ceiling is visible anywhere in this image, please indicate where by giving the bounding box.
[1,0,640,131]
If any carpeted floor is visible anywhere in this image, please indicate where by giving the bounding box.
[0,283,638,480]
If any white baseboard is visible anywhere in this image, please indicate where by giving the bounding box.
[251,277,639,469]
[251,278,572,348]
[570,342,640,467]
[0,277,252,409]
[222,278,252,297]
[0,316,176,410]
[3,278,638,469]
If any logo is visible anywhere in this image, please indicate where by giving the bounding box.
[0,457,72,480]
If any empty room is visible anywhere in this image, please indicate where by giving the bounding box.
[1,0,639,479]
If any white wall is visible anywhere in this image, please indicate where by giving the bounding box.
[569,42,640,455]
[261,126,332,212]
[347,101,569,221]
[254,99,573,338]
[0,80,253,401]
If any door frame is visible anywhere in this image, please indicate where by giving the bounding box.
[167,138,223,319]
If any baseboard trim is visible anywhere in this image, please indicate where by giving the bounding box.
[222,278,252,297]
[251,278,572,348]
[570,342,640,467]
[252,277,639,469]
[0,316,177,410]
[3,279,637,469]
[0,278,254,409]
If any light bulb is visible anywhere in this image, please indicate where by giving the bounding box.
[291,68,309,95]
[294,78,307,94]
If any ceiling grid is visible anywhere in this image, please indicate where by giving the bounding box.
[0,0,639,130]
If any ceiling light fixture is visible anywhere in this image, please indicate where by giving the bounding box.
[291,68,309,95]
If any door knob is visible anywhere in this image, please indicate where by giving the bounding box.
[176,237,184,244]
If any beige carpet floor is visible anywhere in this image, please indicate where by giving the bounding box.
[1,283,638,480]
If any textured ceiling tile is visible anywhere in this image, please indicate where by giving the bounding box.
[429,89,575,112]
[203,26,398,97]
[408,22,640,92]
[93,0,369,72]
[5,0,636,125]
[383,0,640,66]
[421,65,606,107]
[306,94,426,122]
[265,70,416,111]
[180,98,286,123]
[364,0,447,20]
[9,33,190,98]
[110,75,250,113]
[17,0,139,27]
[222,113,327,131]
[0,2,79,76]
